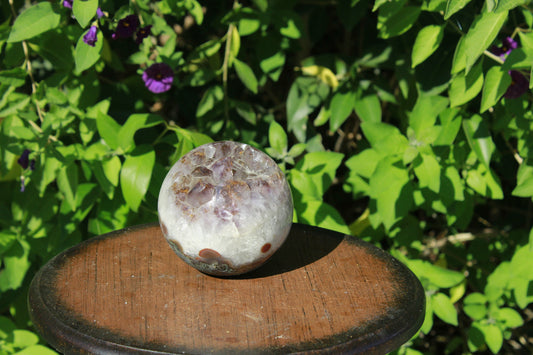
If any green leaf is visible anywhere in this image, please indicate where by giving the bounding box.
[462,115,495,169]
[229,26,240,65]
[296,200,350,234]
[120,145,155,212]
[361,121,409,156]
[234,8,261,36]
[96,112,121,150]
[14,344,59,355]
[463,292,487,320]
[12,329,39,348]
[118,114,164,153]
[258,37,286,81]
[73,0,98,28]
[269,120,288,155]
[8,2,61,42]
[414,153,441,193]
[434,109,462,145]
[276,10,303,39]
[480,66,511,113]
[495,308,524,328]
[196,85,224,117]
[444,0,473,19]
[368,157,413,230]
[0,240,30,291]
[234,58,258,94]
[329,86,355,131]
[409,95,449,140]
[378,6,421,39]
[184,0,203,24]
[479,323,503,354]
[451,35,467,74]
[449,60,484,107]
[494,0,528,12]
[412,25,444,68]
[463,11,508,72]
[74,28,103,73]
[431,292,458,326]
[0,67,27,88]
[512,161,533,197]
[407,259,465,288]
[293,151,344,197]
[353,94,381,123]
[57,163,79,211]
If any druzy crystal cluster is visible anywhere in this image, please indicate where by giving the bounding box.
[158,141,293,276]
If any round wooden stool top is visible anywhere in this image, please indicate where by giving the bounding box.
[28,223,425,354]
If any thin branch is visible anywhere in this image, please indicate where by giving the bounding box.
[8,0,44,123]
[222,23,235,122]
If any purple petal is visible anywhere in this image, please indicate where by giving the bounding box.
[17,149,31,169]
[113,15,140,39]
[504,71,529,99]
[135,25,152,44]
[142,63,174,93]
[63,0,73,9]
[97,7,104,19]
[83,26,98,47]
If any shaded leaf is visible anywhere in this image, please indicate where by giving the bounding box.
[120,145,155,212]
[8,2,61,42]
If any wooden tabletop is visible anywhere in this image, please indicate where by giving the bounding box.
[28,223,425,354]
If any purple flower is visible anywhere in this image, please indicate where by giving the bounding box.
[492,37,518,60]
[83,26,98,47]
[112,15,140,39]
[504,71,529,99]
[96,7,104,19]
[17,149,31,169]
[142,63,174,93]
[63,0,73,9]
[135,25,152,44]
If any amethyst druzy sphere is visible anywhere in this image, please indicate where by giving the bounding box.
[158,141,293,276]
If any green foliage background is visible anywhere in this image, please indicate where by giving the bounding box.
[1,0,533,353]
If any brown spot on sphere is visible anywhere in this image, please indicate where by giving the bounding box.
[261,243,272,253]
[199,248,222,260]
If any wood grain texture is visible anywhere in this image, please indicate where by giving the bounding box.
[28,223,425,354]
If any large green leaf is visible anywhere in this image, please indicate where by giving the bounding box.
[0,240,30,291]
[74,28,103,73]
[120,145,155,212]
[329,86,355,131]
[411,25,444,68]
[462,115,495,169]
[8,2,61,42]
[480,66,511,113]
[353,94,381,123]
[296,200,350,234]
[57,163,79,212]
[512,160,533,197]
[449,60,484,107]
[96,112,121,150]
[368,157,413,230]
[293,151,344,197]
[361,121,409,156]
[234,58,258,94]
[118,114,164,153]
[444,0,473,19]
[432,293,458,326]
[268,120,288,155]
[73,0,98,28]
[463,11,508,72]
[378,6,421,39]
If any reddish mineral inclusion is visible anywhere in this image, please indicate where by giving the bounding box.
[158,141,293,276]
